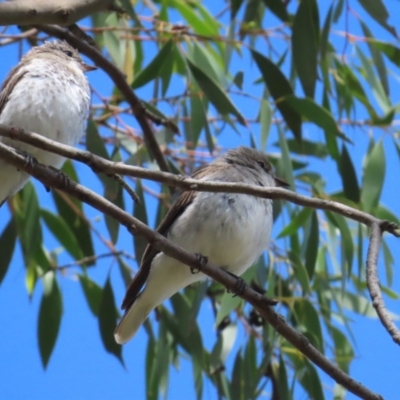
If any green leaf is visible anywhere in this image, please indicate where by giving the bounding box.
[293,299,324,353]
[326,212,354,273]
[292,0,319,98]
[187,59,246,125]
[231,0,244,19]
[361,140,385,212]
[360,21,389,96]
[356,45,391,113]
[262,0,289,22]
[251,50,302,141]
[172,0,219,36]
[277,354,291,400]
[133,179,148,263]
[284,96,351,144]
[53,161,94,263]
[289,250,311,293]
[320,4,333,60]
[190,95,208,149]
[278,208,312,238]
[38,272,62,368]
[382,240,394,287]
[339,144,360,203]
[281,139,328,158]
[231,351,244,400]
[305,210,319,280]
[159,42,176,97]
[86,119,109,160]
[259,99,272,150]
[357,0,397,38]
[98,276,123,362]
[0,218,17,285]
[119,0,141,24]
[216,292,243,326]
[40,209,83,261]
[132,39,174,89]
[117,257,133,288]
[18,182,42,261]
[371,40,400,67]
[329,325,354,374]
[78,274,102,316]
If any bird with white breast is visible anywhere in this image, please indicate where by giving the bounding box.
[0,40,96,206]
[115,146,289,344]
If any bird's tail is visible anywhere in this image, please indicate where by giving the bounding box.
[0,162,28,207]
[114,295,154,345]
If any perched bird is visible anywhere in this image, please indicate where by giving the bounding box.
[115,146,288,344]
[0,40,96,206]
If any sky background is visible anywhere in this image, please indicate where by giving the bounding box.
[1,1,400,399]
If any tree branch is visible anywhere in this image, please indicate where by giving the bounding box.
[0,125,399,238]
[34,24,171,177]
[0,142,383,400]
[366,222,400,345]
[0,0,114,26]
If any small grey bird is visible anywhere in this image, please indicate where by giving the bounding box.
[0,40,96,206]
[115,146,288,344]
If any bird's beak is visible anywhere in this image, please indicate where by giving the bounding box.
[81,62,97,72]
[274,176,290,187]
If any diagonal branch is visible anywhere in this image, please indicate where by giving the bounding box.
[0,0,114,26]
[0,141,383,400]
[366,222,400,345]
[34,24,171,176]
[0,125,399,238]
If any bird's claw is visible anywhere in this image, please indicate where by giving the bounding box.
[225,271,247,297]
[191,253,208,274]
[16,150,37,172]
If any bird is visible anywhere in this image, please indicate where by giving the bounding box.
[0,40,96,206]
[114,146,289,344]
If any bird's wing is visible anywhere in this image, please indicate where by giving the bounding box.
[121,166,210,310]
[0,65,27,117]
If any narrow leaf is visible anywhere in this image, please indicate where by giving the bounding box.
[292,0,319,98]
[0,218,17,285]
[361,140,385,212]
[339,144,360,203]
[79,274,102,316]
[98,276,123,362]
[132,40,174,89]
[133,179,148,263]
[187,59,246,125]
[40,210,83,261]
[252,50,302,141]
[262,0,289,22]
[38,272,62,368]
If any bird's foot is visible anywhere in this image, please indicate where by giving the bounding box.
[44,166,70,192]
[16,150,37,172]
[191,253,208,274]
[225,271,247,297]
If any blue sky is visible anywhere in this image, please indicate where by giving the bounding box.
[1,1,400,399]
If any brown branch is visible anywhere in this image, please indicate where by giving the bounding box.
[1,125,399,238]
[0,0,114,26]
[34,24,171,177]
[0,142,383,400]
[366,222,400,345]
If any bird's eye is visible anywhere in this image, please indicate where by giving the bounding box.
[63,50,73,57]
[257,161,265,169]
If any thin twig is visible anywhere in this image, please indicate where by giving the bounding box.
[53,250,134,271]
[110,174,140,203]
[366,222,400,345]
